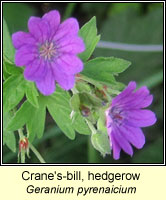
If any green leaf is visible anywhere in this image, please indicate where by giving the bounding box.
[79,92,103,107]
[46,87,75,140]
[25,82,39,108]
[3,61,10,80]
[79,16,100,62]
[7,101,33,131]
[70,94,80,111]
[3,17,15,63]
[91,132,111,156]
[4,62,23,75]
[3,112,16,152]
[27,97,46,142]
[82,57,131,84]
[71,112,91,135]
[3,74,25,112]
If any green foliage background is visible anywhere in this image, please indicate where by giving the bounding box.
[3,2,163,164]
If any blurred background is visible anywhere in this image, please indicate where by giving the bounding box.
[3,2,164,164]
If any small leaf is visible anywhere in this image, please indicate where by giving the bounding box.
[70,94,80,111]
[3,17,15,63]
[3,61,10,80]
[26,82,39,108]
[79,16,100,62]
[91,132,111,156]
[72,112,91,135]
[4,62,23,75]
[82,57,131,84]
[7,101,33,131]
[3,74,25,112]
[3,112,16,152]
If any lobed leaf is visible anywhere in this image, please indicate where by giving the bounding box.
[82,57,131,84]
[25,82,39,108]
[3,17,15,63]
[79,16,100,62]
[3,74,25,112]
[7,101,33,131]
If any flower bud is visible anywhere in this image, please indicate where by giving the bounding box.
[80,105,90,117]
[19,137,29,152]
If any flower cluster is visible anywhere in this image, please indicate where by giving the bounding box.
[106,81,157,160]
[12,10,85,95]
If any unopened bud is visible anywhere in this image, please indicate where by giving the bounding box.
[19,138,29,152]
[80,105,90,117]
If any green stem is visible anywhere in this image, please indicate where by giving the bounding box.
[20,150,25,163]
[29,143,46,163]
[63,3,77,20]
[18,129,25,163]
[18,128,24,139]
[71,87,78,94]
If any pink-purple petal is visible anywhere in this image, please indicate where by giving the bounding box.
[42,10,60,36]
[28,17,50,42]
[56,36,85,54]
[36,68,55,96]
[112,127,133,156]
[52,64,75,90]
[112,81,136,106]
[12,31,36,49]
[118,86,152,109]
[24,59,46,81]
[55,54,83,75]
[15,46,37,66]
[110,133,121,160]
[118,125,145,149]
[53,18,79,41]
[126,109,157,127]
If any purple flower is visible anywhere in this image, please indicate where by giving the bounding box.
[105,81,157,160]
[12,10,85,95]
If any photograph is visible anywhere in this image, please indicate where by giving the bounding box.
[2,2,164,164]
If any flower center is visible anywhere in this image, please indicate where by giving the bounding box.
[109,106,125,126]
[39,41,56,60]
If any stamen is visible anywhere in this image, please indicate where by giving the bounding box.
[39,41,56,60]
[109,106,125,126]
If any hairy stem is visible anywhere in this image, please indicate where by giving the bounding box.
[29,143,46,163]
